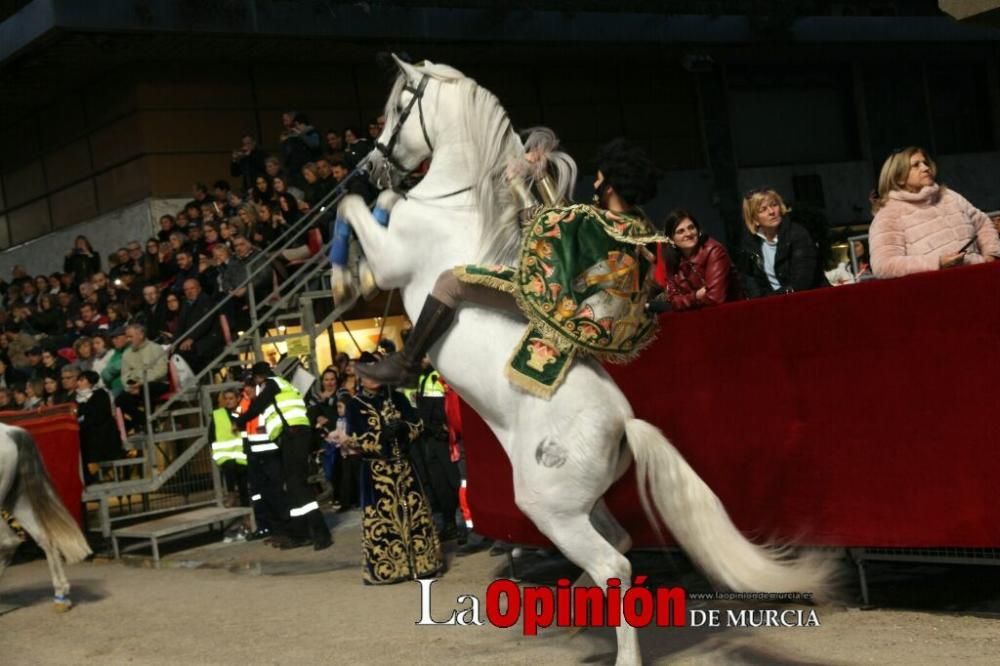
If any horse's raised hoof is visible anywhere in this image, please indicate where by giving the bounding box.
[359,259,379,301]
[53,597,73,613]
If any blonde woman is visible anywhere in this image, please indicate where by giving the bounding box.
[735,189,827,298]
[869,147,1000,278]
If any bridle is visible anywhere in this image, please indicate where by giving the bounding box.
[370,71,472,201]
[374,74,433,181]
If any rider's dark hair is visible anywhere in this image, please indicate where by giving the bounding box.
[594,138,660,207]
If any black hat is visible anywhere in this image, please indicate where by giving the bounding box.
[250,361,273,377]
[376,339,396,354]
[110,326,127,338]
[27,346,42,356]
[357,351,378,365]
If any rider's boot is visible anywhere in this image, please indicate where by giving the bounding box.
[354,295,455,386]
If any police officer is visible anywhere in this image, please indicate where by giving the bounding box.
[238,378,287,542]
[209,389,248,508]
[235,362,332,550]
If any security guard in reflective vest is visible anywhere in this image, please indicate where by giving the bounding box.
[411,362,462,542]
[210,389,249,507]
[235,362,332,550]
[239,381,287,542]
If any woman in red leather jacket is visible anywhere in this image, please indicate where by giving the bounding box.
[653,210,741,311]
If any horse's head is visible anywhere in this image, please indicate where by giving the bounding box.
[369,55,465,190]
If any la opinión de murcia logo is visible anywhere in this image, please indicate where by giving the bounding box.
[416,578,821,633]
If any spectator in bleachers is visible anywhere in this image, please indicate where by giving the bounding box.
[63,235,101,285]
[42,372,62,405]
[19,279,37,307]
[24,347,44,380]
[186,223,205,257]
[212,243,250,331]
[157,214,176,242]
[264,155,284,183]
[213,180,236,216]
[735,189,828,298]
[176,278,223,374]
[654,209,740,311]
[342,127,371,169]
[167,231,188,255]
[187,182,212,212]
[101,328,127,397]
[28,294,64,339]
[231,135,268,193]
[90,334,112,384]
[4,323,37,368]
[74,302,108,337]
[120,322,168,397]
[170,250,201,297]
[232,235,273,304]
[202,223,222,255]
[22,380,44,409]
[0,352,26,388]
[159,292,183,342]
[272,174,304,205]
[72,337,95,372]
[282,113,322,186]
[251,175,275,205]
[109,248,133,282]
[300,162,322,207]
[57,366,78,404]
[138,285,164,338]
[313,158,337,200]
[253,202,284,248]
[869,147,1000,279]
[332,158,375,203]
[325,129,343,155]
[76,369,124,484]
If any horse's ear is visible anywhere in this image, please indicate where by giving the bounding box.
[391,53,420,81]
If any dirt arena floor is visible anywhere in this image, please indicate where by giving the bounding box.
[3,510,1000,665]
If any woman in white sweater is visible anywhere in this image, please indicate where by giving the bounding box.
[869,147,1000,279]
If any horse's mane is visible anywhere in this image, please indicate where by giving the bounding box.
[385,61,561,264]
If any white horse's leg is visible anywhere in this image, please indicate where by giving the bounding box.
[0,519,20,589]
[12,497,72,611]
[573,499,633,589]
[358,190,406,300]
[338,194,394,288]
[512,431,639,666]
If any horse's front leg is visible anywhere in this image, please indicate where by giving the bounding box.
[330,194,384,303]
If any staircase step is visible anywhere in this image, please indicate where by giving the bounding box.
[82,478,154,500]
[152,428,205,443]
[110,506,254,564]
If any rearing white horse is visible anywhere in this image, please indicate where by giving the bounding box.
[337,57,833,665]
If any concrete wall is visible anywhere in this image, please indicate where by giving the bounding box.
[0,196,186,280]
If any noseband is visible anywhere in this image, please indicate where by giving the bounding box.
[375,74,433,178]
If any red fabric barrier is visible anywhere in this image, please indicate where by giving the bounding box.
[463,262,1000,548]
[2,404,83,525]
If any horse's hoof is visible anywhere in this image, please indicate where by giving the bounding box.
[359,260,379,301]
[53,599,73,613]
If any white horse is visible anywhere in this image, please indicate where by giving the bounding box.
[0,423,91,612]
[338,57,834,665]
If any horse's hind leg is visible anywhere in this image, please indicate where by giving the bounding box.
[11,497,72,611]
[517,495,639,666]
[573,499,633,590]
[0,518,20,589]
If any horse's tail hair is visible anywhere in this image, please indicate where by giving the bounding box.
[624,419,838,601]
[11,427,91,564]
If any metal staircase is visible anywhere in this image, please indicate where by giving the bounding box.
[82,175,371,560]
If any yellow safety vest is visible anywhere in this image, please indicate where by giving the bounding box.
[211,408,247,465]
[419,371,446,398]
[261,376,309,441]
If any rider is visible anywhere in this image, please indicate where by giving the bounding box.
[356,138,662,386]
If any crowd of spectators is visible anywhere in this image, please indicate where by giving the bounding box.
[653,146,1000,312]
[0,112,385,474]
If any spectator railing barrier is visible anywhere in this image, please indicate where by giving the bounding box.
[83,161,374,540]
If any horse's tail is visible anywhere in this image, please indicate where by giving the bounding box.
[624,419,836,600]
[10,427,91,564]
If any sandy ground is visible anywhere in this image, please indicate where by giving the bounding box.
[2,511,999,665]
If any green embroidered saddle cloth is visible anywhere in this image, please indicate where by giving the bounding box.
[456,203,664,399]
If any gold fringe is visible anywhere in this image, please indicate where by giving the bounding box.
[453,266,517,294]
[502,333,577,400]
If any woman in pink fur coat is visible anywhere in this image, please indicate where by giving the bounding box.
[869,147,1000,279]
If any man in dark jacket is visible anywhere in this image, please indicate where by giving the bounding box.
[230,135,268,193]
[176,278,223,374]
[736,219,829,298]
[76,370,124,484]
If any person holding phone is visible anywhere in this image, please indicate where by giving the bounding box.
[869,146,1000,278]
